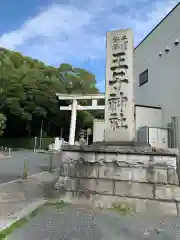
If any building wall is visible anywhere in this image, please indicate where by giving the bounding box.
[93,105,163,142]
[135,3,180,127]
[135,105,162,132]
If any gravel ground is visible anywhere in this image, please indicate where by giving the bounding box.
[8,204,180,240]
[0,151,60,183]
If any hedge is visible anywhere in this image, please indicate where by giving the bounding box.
[0,137,54,150]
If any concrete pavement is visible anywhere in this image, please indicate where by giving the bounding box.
[0,172,58,223]
[1,151,180,239]
[0,151,60,183]
[0,168,179,239]
[7,204,180,240]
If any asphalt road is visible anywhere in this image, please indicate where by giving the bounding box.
[0,151,60,183]
[8,204,180,240]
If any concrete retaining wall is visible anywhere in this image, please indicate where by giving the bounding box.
[56,148,180,216]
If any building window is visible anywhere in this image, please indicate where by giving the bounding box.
[139,69,148,86]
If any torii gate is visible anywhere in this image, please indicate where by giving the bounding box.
[56,93,105,145]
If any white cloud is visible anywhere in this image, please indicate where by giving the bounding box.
[132,0,179,45]
[0,0,179,67]
[0,4,93,48]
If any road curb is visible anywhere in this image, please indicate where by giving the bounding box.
[0,170,59,237]
[0,198,47,232]
[0,171,53,187]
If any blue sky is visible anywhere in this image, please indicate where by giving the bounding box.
[0,0,179,92]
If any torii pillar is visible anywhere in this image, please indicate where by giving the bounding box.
[69,98,77,145]
[56,93,105,145]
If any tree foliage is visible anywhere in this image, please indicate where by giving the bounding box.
[0,47,102,140]
[0,113,6,136]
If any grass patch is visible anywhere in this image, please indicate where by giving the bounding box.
[111,202,136,216]
[54,201,69,210]
[29,205,44,218]
[0,200,70,239]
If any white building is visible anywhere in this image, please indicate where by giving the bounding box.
[93,104,166,148]
[135,2,180,130]
[93,3,180,147]
[58,4,180,148]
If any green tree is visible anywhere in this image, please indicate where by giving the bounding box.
[0,113,6,136]
[0,48,101,140]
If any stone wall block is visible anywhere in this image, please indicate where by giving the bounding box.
[60,178,96,192]
[155,185,180,201]
[146,165,155,182]
[126,155,150,165]
[113,167,132,181]
[104,153,118,162]
[60,163,77,177]
[153,168,168,184]
[146,165,168,183]
[63,177,76,191]
[176,202,180,215]
[73,178,96,192]
[173,187,180,201]
[61,151,81,163]
[95,179,113,194]
[99,166,114,179]
[153,156,176,168]
[115,154,127,162]
[59,163,69,176]
[81,153,96,163]
[115,181,153,199]
[59,162,98,178]
[114,154,150,166]
[75,164,98,178]
[167,168,179,185]
[95,153,106,162]
[131,168,147,182]
[99,165,133,181]
[66,163,77,177]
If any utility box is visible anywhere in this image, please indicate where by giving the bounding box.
[137,126,169,148]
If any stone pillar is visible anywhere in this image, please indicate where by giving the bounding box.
[69,99,77,145]
[104,29,135,142]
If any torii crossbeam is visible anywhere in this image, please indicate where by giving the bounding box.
[56,93,105,145]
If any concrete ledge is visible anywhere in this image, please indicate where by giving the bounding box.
[61,144,177,156]
[57,191,178,216]
[0,152,12,160]
[59,151,177,168]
